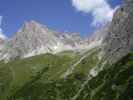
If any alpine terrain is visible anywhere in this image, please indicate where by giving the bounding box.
[0,0,133,100]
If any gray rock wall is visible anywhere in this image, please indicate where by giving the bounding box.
[103,0,133,63]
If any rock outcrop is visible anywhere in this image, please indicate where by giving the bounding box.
[103,0,133,63]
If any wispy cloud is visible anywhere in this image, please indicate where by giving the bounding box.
[0,16,6,39]
[71,0,118,27]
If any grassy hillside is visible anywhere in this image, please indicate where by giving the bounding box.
[75,52,133,100]
[0,48,100,100]
[1,48,132,100]
[6,52,133,100]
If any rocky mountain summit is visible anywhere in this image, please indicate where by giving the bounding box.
[0,20,103,61]
[103,0,133,63]
[6,20,64,59]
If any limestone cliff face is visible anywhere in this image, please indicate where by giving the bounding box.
[7,21,63,58]
[1,21,90,61]
[103,0,133,63]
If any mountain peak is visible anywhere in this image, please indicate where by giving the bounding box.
[0,19,104,60]
[19,20,48,33]
[24,20,45,27]
[5,20,63,59]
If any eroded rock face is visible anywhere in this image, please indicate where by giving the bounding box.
[2,21,89,60]
[4,21,67,60]
[103,0,133,63]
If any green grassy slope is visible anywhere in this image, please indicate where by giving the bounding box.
[0,48,100,100]
[2,48,132,100]
[76,52,133,100]
[0,52,78,100]
[7,52,133,100]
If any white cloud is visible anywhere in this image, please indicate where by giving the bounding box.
[0,16,6,39]
[72,0,117,27]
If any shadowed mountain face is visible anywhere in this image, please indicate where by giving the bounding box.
[103,0,133,63]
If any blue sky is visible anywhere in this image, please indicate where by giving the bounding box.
[0,0,121,38]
